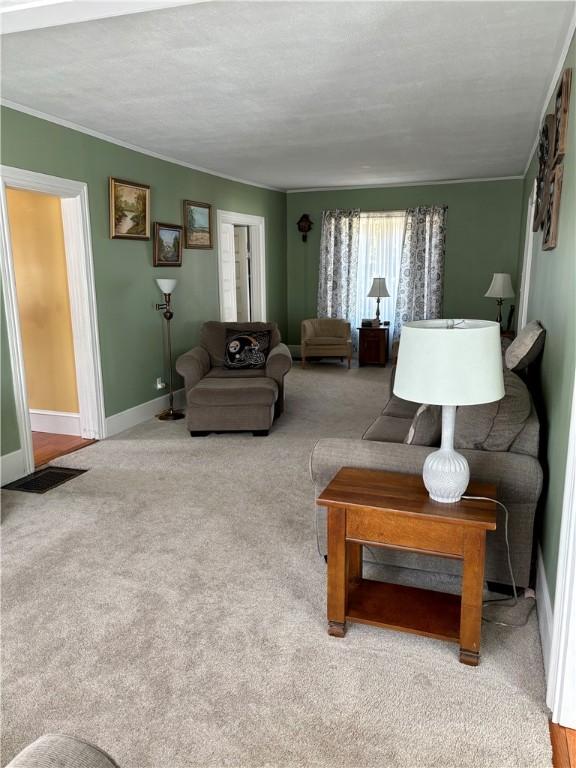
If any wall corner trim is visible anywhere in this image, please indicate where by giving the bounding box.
[0,448,27,485]
[105,389,185,438]
[536,544,554,681]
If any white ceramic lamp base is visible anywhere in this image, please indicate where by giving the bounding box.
[423,405,470,503]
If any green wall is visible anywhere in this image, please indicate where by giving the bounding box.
[285,180,524,343]
[520,35,575,603]
[0,106,287,455]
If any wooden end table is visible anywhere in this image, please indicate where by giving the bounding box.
[357,326,389,366]
[317,467,497,665]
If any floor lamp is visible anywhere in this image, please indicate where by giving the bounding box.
[155,278,184,421]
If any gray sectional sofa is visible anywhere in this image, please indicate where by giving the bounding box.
[311,326,546,588]
[176,321,292,436]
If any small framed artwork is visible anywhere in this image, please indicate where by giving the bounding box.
[183,200,213,249]
[552,68,572,166]
[542,165,563,251]
[153,222,183,266]
[532,114,556,232]
[109,177,150,240]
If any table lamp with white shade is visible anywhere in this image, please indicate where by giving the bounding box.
[155,278,184,421]
[367,277,390,325]
[393,320,504,503]
[484,273,515,325]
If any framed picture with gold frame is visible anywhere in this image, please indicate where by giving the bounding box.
[109,177,150,240]
[183,200,213,249]
[153,222,183,266]
[542,165,563,251]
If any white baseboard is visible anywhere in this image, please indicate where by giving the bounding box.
[1,448,28,485]
[105,389,185,437]
[536,544,554,680]
[29,409,81,436]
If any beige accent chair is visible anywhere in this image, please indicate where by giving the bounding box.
[301,319,352,369]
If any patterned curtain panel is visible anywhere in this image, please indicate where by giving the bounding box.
[393,206,448,342]
[317,209,361,325]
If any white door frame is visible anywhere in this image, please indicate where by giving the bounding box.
[216,210,266,322]
[547,376,576,728]
[517,179,536,330]
[0,165,106,478]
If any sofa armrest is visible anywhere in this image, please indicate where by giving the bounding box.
[175,346,210,391]
[266,342,292,384]
[310,438,543,566]
[6,735,120,768]
[301,320,315,341]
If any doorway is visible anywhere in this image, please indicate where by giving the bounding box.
[0,166,105,481]
[6,188,95,467]
[216,210,266,322]
[234,226,251,322]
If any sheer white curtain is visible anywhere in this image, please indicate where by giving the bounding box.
[354,211,406,343]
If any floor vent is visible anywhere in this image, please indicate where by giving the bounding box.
[3,466,87,494]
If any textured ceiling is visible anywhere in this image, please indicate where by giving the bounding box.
[1,1,574,189]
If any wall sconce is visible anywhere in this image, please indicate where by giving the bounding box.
[297,214,313,242]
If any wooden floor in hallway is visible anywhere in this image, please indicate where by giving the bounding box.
[32,432,96,468]
[550,723,576,768]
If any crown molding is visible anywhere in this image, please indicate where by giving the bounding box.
[0,99,285,193]
[286,175,524,194]
[0,1,206,35]
[523,12,576,177]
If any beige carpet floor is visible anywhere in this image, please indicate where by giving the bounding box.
[1,365,552,767]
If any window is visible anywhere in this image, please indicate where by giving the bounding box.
[354,211,406,341]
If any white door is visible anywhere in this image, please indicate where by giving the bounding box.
[234,226,251,322]
[218,222,237,322]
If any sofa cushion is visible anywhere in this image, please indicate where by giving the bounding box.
[405,404,442,446]
[505,321,545,371]
[224,329,270,369]
[363,415,411,443]
[188,378,278,407]
[455,370,531,451]
[383,395,420,420]
[200,321,280,367]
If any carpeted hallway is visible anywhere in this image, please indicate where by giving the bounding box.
[1,365,552,767]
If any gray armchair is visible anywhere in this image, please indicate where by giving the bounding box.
[176,321,291,436]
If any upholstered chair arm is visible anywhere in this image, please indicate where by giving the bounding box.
[6,734,120,768]
[266,342,292,384]
[175,346,210,391]
[301,320,315,341]
[343,321,351,340]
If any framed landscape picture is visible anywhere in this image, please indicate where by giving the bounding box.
[109,177,150,240]
[153,222,183,266]
[183,200,212,249]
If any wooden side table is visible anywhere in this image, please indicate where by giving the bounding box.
[317,467,497,665]
[358,326,388,366]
